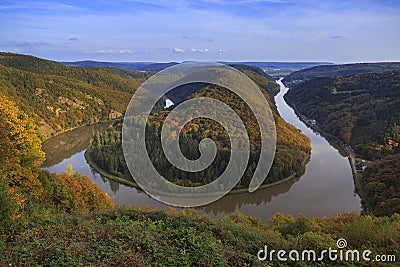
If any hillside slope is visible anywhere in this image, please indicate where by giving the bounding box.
[361,154,400,216]
[285,70,400,160]
[0,52,148,137]
[2,207,399,266]
[285,70,400,216]
[0,95,114,231]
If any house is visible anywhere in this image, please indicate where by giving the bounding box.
[361,160,367,171]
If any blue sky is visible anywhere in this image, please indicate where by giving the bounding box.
[0,0,399,62]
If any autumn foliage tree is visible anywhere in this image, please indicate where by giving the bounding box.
[1,95,114,232]
[38,168,115,213]
[0,94,45,198]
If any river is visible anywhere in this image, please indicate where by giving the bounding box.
[42,79,361,222]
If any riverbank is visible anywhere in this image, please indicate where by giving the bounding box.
[283,95,370,214]
[44,117,123,141]
[41,119,123,168]
[84,149,139,188]
[44,79,361,220]
[84,147,308,196]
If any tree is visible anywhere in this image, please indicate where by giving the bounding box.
[65,164,74,176]
[0,94,45,197]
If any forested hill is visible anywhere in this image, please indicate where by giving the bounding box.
[285,70,400,161]
[361,154,400,216]
[0,52,149,137]
[228,64,280,95]
[285,70,400,216]
[164,64,280,104]
[87,65,311,189]
[62,60,178,73]
[283,62,400,88]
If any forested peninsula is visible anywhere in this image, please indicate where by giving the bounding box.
[86,64,311,190]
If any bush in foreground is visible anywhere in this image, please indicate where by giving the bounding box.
[1,208,399,266]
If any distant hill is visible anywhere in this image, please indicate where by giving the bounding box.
[164,64,280,103]
[283,62,400,87]
[229,61,333,70]
[226,61,332,76]
[62,60,332,77]
[0,52,149,137]
[61,61,179,73]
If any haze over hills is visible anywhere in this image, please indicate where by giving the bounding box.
[61,61,179,73]
[62,60,333,77]
[283,62,400,87]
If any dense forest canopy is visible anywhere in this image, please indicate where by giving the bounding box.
[0,94,45,199]
[285,70,400,160]
[361,154,400,216]
[87,65,311,189]
[0,52,149,137]
[285,69,400,216]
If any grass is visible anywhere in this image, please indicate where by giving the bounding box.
[1,207,399,267]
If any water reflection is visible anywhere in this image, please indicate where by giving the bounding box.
[198,177,299,218]
[42,80,361,222]
[41,121,114,167]
[43,150,169,209]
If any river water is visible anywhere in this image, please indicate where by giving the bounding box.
[42,79,361,222]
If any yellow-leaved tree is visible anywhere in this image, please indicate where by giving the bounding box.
[1,94,114,228]
[0,94,45,197]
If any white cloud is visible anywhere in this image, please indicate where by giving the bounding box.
[190,48,210,53]
[172,48,185,53]
[2,0,399,62]
[9,40,52,48]
[96,49,133,54]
